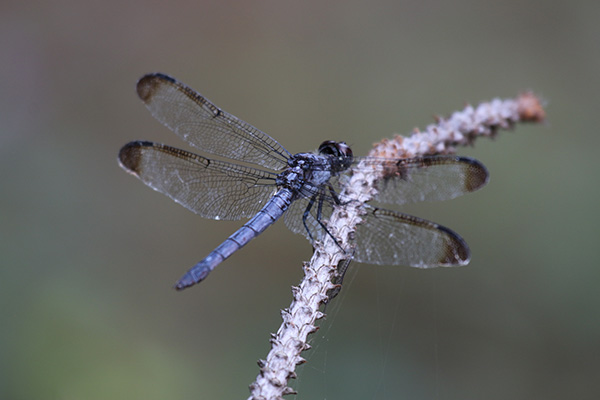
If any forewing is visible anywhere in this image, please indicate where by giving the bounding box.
[356,156,488,205]
[118,141,277,220]
[136,73,290,170]
[353,207,470,267]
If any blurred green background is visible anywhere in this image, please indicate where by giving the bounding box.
[2,0,599,399]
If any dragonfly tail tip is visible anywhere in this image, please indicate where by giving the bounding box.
[174,267,211,291]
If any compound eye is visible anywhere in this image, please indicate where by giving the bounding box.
[336,142,353,158]
[318,140,354,158]
[318,140,338,156]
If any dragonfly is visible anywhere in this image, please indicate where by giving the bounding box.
[118,73,489,291]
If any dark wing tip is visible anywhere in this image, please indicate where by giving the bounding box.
[461,157,490,193]
[436,225,471,266]
[136,73,175,103]
[118,140,153,174]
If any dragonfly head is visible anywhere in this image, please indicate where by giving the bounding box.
[318,141,354,170]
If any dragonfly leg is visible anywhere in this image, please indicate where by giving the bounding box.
[314,192,344,251]
[302,194,318,242]
[324,256,354,305]
[301,192,340,247]
[327,183,342,205]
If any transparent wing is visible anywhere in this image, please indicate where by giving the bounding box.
[136,73,291,170]
[353,206,470,267]
[285,199,470,267]
[355,155,488,205]
[283,156,481,266]
[118,141,277,220]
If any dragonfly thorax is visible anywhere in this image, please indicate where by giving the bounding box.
[277,141,353,193]
[277,153,333,193]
